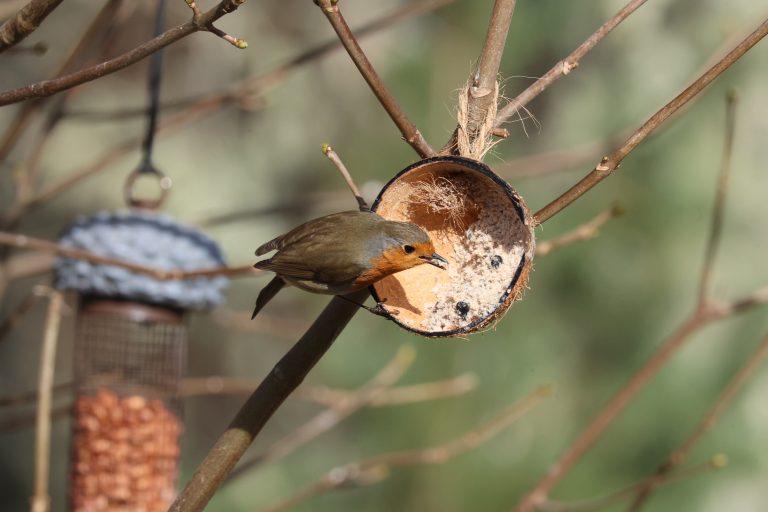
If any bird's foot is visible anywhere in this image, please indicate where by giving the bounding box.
[363,301,398,318]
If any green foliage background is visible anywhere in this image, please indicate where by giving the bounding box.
[1,0,767,510]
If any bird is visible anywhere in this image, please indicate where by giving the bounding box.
[251,210,448,319]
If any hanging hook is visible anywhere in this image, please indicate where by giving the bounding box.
[124,163,172,210]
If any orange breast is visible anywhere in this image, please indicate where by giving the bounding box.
[353,247,415,288]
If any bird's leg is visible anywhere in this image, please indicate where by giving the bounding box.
[335,295,398,318]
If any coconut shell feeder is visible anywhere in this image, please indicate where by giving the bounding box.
[370,156,535,338]
[55,210,228,512]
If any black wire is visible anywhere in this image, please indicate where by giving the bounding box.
[140,0,167,173]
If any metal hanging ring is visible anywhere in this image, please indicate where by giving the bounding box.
[124,165,172,210]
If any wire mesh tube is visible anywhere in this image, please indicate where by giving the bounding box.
[70,298,186,512]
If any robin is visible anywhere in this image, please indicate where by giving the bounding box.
[251,210,448,319]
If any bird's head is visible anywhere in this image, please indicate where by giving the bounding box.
[371,220,448,273]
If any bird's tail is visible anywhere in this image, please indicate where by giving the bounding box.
[252,276,286,319]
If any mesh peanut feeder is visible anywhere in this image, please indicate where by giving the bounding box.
[371,156,535,337]
[55,210,227,512]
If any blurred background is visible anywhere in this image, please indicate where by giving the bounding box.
[1,0,768,510]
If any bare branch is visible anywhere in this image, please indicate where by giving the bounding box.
[0,0,63,54]
[494,0,648,128]
[322,144,368,210]
[539,456,727,512]
[0,0,124,165]
[532,18,768,225]
[444,0,516,155]
[0,0,248,106]
[263,384,552,512]
[697,91,738,306]
[0,289,42,344]
[0,231,257,280]
[169,291,368,512]
[226,346,415,484]
[314,0,435,158]
[628,332,768,511]
[29,288,63,512]
[535,205,623,257]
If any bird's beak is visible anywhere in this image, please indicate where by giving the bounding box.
[420,252,448,270]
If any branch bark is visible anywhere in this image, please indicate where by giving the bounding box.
[494,0,648,128]
[0,0,63,54]
[314,0,435,158]
[532,17,768,225]
[168,292,366,512]
[29,289,63,512]
[0,0,247,107]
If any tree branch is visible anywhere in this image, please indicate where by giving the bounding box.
[0,231,257,280]
[169,292,367,512]
[443,0,516,155]
[263,384,552,512]
[314,0,435,158]
[494,0,648,128]
[532,17,768,225]
[697,90,737,306]
[0,0,63,54]
[225,346,415,484]
[628,332,768,511]
[0,0,247,107]
[535,205,623,257]
[29,288,63,512]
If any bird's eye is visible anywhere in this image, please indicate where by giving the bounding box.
[403,245,415,254]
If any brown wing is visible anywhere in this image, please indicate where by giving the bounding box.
[254,211,378,284]
[255,211,365,256]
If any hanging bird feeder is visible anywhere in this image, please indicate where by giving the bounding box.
[56,208,227,512]
[370,156,535,337]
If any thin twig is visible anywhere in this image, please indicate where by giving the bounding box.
[314,0,435,158]
[0,231,257,280]
[0,0,124,167]
[321,144,368,210]
[169,291,367,512]
[532,18,768,225]
[628,333,768,511]
[226,346,415,484]
[697,91,738,306]
[0,0,248,106]
[514,86,763,511]
[29,288,63,512]
[538,456,727,512]
[2,0,454,227]
[535,205,624,257]
[301,373,479,408]
[0,0,63,53]
[263,384,553,512]
[0,290,42,344]
[494,0,648,128]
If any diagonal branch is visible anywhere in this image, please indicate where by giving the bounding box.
[314,0,435,158]
[532,17,768,225]
[443,0,516,155]
[263,384,552,512]
[697,90,737,306]
[494,0,648,128]
[225,346,415,484]
[628,331,768,511]
[535,205,623,257]
[0,0,63,54]
[169,292,367,512]
[0,0,248,107]
[0,231,257,280]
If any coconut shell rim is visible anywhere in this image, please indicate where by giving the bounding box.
[369,155,535,338]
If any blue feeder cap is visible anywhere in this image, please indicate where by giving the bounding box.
[55,210,228,311]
